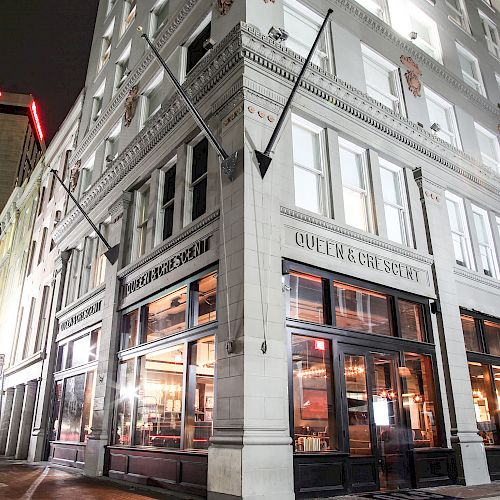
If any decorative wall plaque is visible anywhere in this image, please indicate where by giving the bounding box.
[400,55,422,97]
[124,84,139,127]
[216,0,234,15]
[69,160,81,192]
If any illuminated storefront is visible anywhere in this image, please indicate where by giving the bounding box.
[461,311,500,480]
[106,269,217,494]
[284,261,455,495]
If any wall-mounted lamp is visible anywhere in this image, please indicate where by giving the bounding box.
[409,31,418,40]
[430,122,441,133]
[203,37,216,50]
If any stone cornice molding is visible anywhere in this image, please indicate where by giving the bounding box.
[332,0,500,118]
[3,351,45,376]
[56,23,499,242]
[117,208,220,280]
[69,0,202,167]
[281,206,434,266]
[56,282,106,320]
[453,266,500,291]
[53,23,243,244]
[239,23,500,195]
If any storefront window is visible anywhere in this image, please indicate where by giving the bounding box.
[185,336,215,449]
[81,371,95,442]
[334,282,392,336]
[51,381,63,440]
[134,344,184,448]
[289,271,324,323]
[56,344,68,371]
[121,309,140,350]
[403,353,439,448]
[468,362,500,445]
[461,314,481,352]
[69,329,100,368]
[399,300,425,342]
[145,286,187,342]
[484,321,500,356]
[60,374,87,442]
[115,359,135,445]
[345,354,371,456]
[292,335,336,452]
[192,273,217,326]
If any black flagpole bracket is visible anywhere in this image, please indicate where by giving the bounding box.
[139,28,237,181]
[255,9,333,179]
[50,170,119,265]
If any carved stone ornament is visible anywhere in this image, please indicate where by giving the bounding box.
[400,55,422,97]
[216,0,234,15]
[124,84,140,127]
[263,0,276,3]
[69,160,81,193]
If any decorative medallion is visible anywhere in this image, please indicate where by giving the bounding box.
[124,84,140,127]
[263,0,276,3]
[69,160,81,193]
[216,0,234,15]
[400,55,422,97]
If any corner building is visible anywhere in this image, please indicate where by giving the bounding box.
[48,0,500,498]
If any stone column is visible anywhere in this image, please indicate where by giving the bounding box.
[415,171,490,486]
[207,97,294,499]
[84,194,131,477]
[0,387,15,454]
[29,251,70,462]
[16,380,38,459]
[5,384,25,456]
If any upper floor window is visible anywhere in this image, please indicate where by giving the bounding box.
[379,158,411,246]
[481,0,493,7]
[480,11,500,59]
[37,227,48,265]
[185,138,208,225]
[156,161,176,244]
[79,154,96,197]
[356,0,390,22]
[361,45,405,115]
[99,20,114,72]
[471,204,499,278]
[456,43,486,96]
[283,0,331,70]
[424,87,461,148]
[140,70,164,126]
[445,191,474,269]
[91,80,106,124]
[114,43,131,92]
[446,0,470,32]
[79,236,98,297]
[496,216,500,241]
[127,182,150,263]
[474,122,500,172]
[292,115,327,215]
[104,121,121,169]
[185,17,211,76]
[150,0,169,38]
[121,0,136,36]
[388,1,442,62]
[338,139,373,233]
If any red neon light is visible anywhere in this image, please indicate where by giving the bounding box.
[0,91,2,97]
[30,101,44,142]
[314,339,326,351]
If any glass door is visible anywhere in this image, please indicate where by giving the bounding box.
[341,346,412,492]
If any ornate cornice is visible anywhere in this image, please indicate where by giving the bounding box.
[239,23,500,195]
[57,22,500,242]
[53,24,243,244]
[281,206,434,265]
[69,0,202,167]
[117,208,220,279]
[453,266,500,291]
[332,0,500,118]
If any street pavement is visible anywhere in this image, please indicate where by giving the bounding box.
[1,460,500,500]
[0,460,201,499]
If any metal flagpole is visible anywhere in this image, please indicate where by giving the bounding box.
[139,28,238,181]
[255,9,333,178]
[50,170,120,264]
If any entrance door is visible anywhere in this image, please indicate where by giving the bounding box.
[341,346,412,492]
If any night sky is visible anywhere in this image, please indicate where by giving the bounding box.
[0,1,100,143]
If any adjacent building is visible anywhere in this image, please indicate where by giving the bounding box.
[0,91,45,212]
[1,0,500,498]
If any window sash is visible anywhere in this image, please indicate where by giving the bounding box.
[481,15,500,58]
[446,193,474,269]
